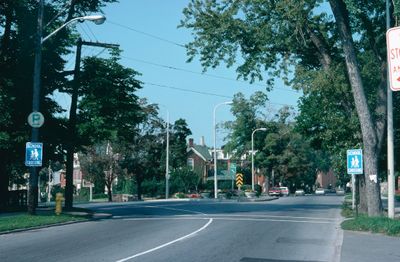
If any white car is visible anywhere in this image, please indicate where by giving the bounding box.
[315,188,326,195]
[280,187,289,196]
[295,189,305,196]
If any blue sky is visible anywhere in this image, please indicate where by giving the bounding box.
[56,0,301,147]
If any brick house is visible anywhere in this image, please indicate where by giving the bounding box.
[187,138,212,183]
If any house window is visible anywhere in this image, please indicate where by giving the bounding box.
[187,158,194,170]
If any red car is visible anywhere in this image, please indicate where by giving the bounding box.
[268,187,281,197]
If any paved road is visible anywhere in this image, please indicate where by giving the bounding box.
[0,195,344,262]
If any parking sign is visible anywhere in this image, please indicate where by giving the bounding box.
[347,149,363,175]
[25,142,43,167]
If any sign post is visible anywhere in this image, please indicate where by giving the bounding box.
[236,173,243,190]
[347,149,363,215]
[229,163,237,190]
[386,25,398,219]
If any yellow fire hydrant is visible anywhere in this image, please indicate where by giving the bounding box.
[55,193,64,215]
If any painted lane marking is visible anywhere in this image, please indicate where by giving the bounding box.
[115,218,213,262]
[123,216,334,224]
[206,214,340,221]
[142,205,207,215]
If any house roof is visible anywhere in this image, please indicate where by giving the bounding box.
[188,144,212,161]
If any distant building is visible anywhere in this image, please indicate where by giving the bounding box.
[315,169,337,189]
[187,137,212,183]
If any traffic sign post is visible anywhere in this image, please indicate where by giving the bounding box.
[347,149,363,175]
[386,25,397,219]
[25,142,43,167]
[347,149,362,215]
[236,173,243,190]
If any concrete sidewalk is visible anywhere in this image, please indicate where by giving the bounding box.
[341,230,400,262]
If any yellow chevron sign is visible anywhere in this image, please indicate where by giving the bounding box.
[236,173,243,187]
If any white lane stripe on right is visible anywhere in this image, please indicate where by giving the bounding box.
[123,217,334,224]
[115,218,213,262]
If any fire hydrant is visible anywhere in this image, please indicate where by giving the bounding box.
[55,193,64,215]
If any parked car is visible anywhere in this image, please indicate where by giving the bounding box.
[280,187,289,196]
[336,188,345,195]
[295,189,305,196]
[315,188,326,195]
[268,187,281,197]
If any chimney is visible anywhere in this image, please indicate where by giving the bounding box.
[188,138,194,147]
[200,136,205,146]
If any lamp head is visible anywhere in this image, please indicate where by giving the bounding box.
[80,15,106,25]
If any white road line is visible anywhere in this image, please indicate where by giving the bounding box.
[208,214,340,221]
[211,217,334,224]
[123,216,334,224]
[142,205,207,215]
[115,218,213,262]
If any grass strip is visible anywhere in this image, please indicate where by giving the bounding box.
[341,215,400,236]
[0,213,87,232]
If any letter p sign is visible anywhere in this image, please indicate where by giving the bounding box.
[28,112,45,128]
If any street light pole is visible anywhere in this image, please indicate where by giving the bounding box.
[166,109,170,199]
[28,7,106,214]
[251,128,267,191]
[213,101,233,199]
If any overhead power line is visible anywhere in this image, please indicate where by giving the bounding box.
[108,20,299,94]
[142,81,296,107]
[108,20,185,48]
[121,55,299,94]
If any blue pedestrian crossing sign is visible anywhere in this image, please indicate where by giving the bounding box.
[25,142,43,167]
[347,149,363,174]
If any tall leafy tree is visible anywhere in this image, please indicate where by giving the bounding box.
[77,55,143,145]
[120,102,165,200]
[180,0,390,216]
[169,119,192,169]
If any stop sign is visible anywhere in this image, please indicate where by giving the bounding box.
[387,26,400,91]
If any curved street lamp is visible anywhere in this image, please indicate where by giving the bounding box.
[251,128,267,191]
[213,101,233,199]
[42,15,106,43]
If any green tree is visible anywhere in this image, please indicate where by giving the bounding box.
[169,119,192,169]
[180,0,389,216]
[170,168,199,194]
[120,102,165,200]
[79,142,125,202]
[224,91,268,158]
[0,0,118,210]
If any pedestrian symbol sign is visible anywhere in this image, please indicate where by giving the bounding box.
[347,149,363,174]
[25,142,43,167]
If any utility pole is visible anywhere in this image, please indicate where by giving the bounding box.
[28,0,44,215]
[64,38,119,209]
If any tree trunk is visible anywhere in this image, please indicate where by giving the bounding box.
[0,153,9,210]
[106,183,112,202]
[136,179,142,200]
[329,0,382,216]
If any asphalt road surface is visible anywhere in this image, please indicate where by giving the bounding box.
[0,195,344,262]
